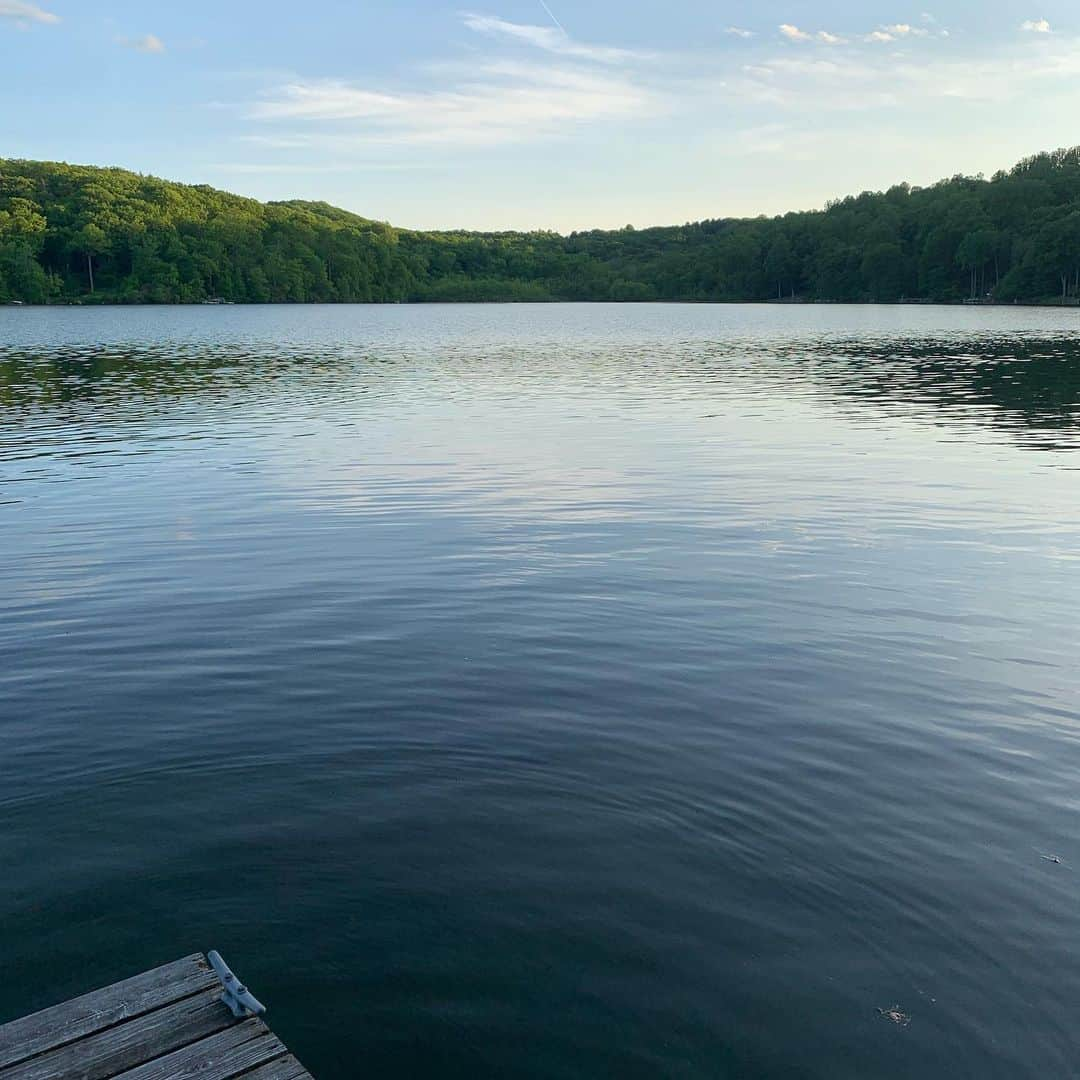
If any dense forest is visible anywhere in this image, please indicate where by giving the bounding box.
[2,148,1080,305]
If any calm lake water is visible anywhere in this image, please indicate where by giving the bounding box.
[1,304,1078,1078]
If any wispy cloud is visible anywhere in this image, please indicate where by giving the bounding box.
[884,23,929,36]
[245,11,660,148]
[726,26,755,39]
[728,34,1080,112]
[239,7,1080,170]
[460,13,646,63]
[117,33,166,53]
[780,24,848,44]
[866,23,930,42]
[0,1,58,25]
[1021,18,1051,33]
[774,17,944,46]
[249,61,655,146]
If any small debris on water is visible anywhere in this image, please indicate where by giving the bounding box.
[877,1006,910,1027]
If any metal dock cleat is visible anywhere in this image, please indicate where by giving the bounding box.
[208,949,268,1018]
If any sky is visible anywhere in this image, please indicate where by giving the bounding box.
[1,1,1078,231]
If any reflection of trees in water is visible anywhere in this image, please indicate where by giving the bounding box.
[1,335,1078,453]
[794,337,1080,450]
[0,346,359,414]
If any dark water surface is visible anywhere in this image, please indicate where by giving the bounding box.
[1,304,1078,1078]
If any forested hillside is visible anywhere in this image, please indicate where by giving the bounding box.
[2,148,1080,305]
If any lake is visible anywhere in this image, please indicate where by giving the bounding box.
[1,303,1078,1078]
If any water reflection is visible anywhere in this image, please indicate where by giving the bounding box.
[1,305,1079,1080]
[799,337,1080,450]
[1,319,1077,459]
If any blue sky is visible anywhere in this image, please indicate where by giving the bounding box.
[1,1,1077,230]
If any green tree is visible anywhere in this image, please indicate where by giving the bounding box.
[764,235,796,299]
[4,146,1080,305]
[70,222,108,293]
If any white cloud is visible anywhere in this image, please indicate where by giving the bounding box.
[0,1,58,24]
[248,60,656,146]
[239,8,1080,173]
[460,13,645,63]
[244,11,661,148]
[1021,18,1051,33]
[726,26,755,39]
[117,33,166,53]
[867,23,930,42]
[779,24,846,44]
[728,34,1080,113]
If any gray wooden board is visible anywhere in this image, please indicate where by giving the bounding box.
[0,955,314,1080]
[0,955,215,1071]
[109,1019,283,1080]
[2,988,234,1080]
[227,1054,313,1080]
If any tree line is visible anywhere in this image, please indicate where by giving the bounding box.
[2,148,1080,306]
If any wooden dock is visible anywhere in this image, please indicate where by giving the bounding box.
[0,952,313,1080]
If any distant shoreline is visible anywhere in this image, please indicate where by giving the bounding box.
[5,151,1080,309]
[6,298,1079,309]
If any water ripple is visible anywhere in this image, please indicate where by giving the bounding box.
[1,304,1078,1079]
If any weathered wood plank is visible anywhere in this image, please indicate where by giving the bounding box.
[0,955,215,1071]
[110,1019,285,1080]
[2,988,234,1080]
[235,1054,314,1080]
